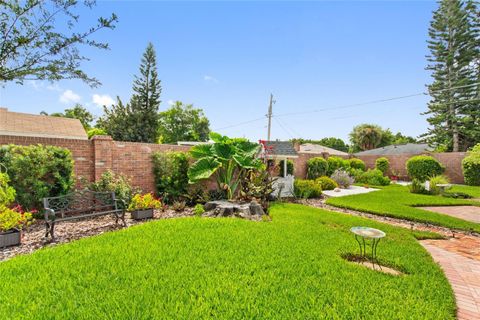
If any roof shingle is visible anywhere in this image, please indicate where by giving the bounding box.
[0,108,87,140]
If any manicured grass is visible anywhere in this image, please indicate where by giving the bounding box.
[0,204,454,319]
[327,184,480,232]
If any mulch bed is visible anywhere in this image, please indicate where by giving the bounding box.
[0,208,194,262]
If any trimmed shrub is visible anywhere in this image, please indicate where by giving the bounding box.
[315,176,338,191]
[462,154,480,186]
[348,158,366,171]
[355,169,390,186]
[406,155,444,182]
[0,144,74,210]
[294,179,322,199]
[375,157,389,175]
[330,169,354,188]
[91,170,138,209]
[279,159,294,176]
[306,157,328,180]
[326,156,350,176]
[152,151,190,203]
[0,173,15,207]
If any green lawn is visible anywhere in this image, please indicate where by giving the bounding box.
[0,203,454,319]
[327,184,480,232]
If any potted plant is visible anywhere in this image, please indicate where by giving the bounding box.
[0,205,33,248]
[128,193,162,220]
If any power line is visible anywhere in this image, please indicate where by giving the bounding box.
[213,116,265,131]
[213,82,480,132]
[273,116,294,139]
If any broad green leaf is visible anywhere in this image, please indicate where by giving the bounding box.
[235,141,260,157]
[189,144,212,159]
[232,155,263,169]
[213,143,234,160]
[209,132,229,143]
[188,157,221,183]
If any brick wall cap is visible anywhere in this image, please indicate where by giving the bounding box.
[91,135,113,141]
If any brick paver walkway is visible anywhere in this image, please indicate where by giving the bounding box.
[422,240,480,320]
[422,206,480,223]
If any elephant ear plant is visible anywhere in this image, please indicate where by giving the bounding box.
[187,133,263,199]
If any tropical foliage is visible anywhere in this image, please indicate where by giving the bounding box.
[188,133,262,199]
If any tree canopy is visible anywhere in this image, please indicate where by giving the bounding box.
[41,104,94,129]
[158,101,210,144]
[98,43,161,142]
[423,0,480,151]
[0,0,117,87]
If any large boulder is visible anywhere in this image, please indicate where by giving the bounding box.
[203,200,266,221]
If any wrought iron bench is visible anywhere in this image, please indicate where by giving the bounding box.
[43,190,126,240]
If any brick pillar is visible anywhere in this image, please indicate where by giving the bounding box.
[92,135,114,181]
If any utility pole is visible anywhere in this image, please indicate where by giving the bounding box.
[266,93,275,141]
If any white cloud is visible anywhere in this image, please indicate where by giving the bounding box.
[92,94,115,107]
[167,99,175,106]
[203,75,219,83]
[59,89,81,104]
[46,83,62,92]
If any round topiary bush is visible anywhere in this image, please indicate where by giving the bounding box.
[315,176,338,191]
[348,158,366,171]
[462,154,480,186]
[294,179,322,199]
[326,156,350,176]
[306,157,328,180]
[375,157,389,175]
[355,169,390,186]
[406,155,444,182]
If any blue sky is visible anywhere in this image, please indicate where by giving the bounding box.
[0,1,437,143]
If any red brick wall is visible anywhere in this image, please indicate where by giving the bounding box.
[292,151,467,184]
[0,135,190,193]
[0,134,469,191]
[0,135,94,183]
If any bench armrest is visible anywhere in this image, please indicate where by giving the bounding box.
[44,208,55,221]
[114,198,126,210]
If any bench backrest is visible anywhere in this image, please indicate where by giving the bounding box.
[43,190,117,218]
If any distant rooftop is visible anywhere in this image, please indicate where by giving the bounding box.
[354,143,432,156]
[299,143,349,156]
[260,140,298,158]
[0,107,87,140]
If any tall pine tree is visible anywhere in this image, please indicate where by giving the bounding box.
[98,43,161,142]
[424,0,479,151]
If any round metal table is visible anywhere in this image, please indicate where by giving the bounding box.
[350,227,386,268]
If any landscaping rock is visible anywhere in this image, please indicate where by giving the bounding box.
[203,200,265,220]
